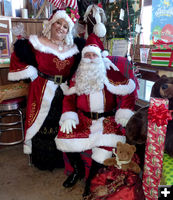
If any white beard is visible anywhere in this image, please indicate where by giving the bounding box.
[75,58,107,95]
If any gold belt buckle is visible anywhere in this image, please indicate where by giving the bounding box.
[54,75,63,84]
[91,112,99,120]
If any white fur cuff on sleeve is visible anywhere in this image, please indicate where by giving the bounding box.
[115,108,134,127]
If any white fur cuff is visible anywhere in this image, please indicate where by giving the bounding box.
[115,108,134,127]
[8,65,38,81]
[92,147,112,164]
[23,140,32,154]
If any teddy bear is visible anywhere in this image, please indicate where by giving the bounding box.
[88,142,144,199]
[104,141,141,174]
[126,76,173,167]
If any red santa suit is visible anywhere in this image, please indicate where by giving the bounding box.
[8,35,79,155]
[55,64,136,164]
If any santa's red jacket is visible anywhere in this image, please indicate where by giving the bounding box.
[55,67,136,163]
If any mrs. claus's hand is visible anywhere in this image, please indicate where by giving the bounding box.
[60,119,77,134]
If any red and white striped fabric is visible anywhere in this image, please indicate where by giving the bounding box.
[48,0,78,9]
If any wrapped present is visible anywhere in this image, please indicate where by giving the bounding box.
[142,97,172,200]
[151,40,173,67]
[162,153,173,185]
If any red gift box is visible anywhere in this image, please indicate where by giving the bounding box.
[142,97,172,200]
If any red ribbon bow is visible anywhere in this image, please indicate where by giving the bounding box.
[148,103,172,127]
[70,8,80,22]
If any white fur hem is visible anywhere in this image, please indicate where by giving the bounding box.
[82,45,101,58]
[25,81,58,142]
[92,147,112,164]
[59,112,79,125]
[115,108,134,127]
[8,65,38,81]
[105,78,135,96]
[55,133,126,152]
[29,35,79,60]
[23,140,32,154]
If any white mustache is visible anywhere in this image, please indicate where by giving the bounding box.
[82,57,102,64]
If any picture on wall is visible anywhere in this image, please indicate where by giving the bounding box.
[151,0,173,43]
[0,34,10,58]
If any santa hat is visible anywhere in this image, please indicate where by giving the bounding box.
[82,33,108,58]
[42,6,80,45]
[81,33,119,72]
[84,4,107,38]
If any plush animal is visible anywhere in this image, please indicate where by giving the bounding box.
[104,141,141,174]
[126,76,173,166]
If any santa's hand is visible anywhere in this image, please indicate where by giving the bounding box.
[60,119,77,134]
[60,82,69,94]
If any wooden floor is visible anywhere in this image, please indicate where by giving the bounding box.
[0,145,84,200]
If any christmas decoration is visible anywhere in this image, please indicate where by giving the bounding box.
[106,0,140,40]
[142,97,172,200]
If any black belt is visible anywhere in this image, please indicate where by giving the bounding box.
[82,110,115,120]
[38,71,66,84]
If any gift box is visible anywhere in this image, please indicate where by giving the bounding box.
[142,98,172,200]
[162,153,173,185]
[151,40,173,67]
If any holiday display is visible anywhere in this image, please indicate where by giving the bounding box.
[106,0,140,40]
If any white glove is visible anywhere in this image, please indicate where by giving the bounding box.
[60,82,69,94]
[60,119,77,134]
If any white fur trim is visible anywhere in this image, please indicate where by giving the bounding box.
[29,35,79,60]
[90,92,104,112]
[23,140,32,154]
[82,45,101,58]
[104,78,135,95]
[94,23,106,38]
[92,147,112,164]
[8,65,38,81]
[55,132,126,152]
[102,50,109,57]
[59,111,79,125]
[115,108,134,127]
[24,81,58,147]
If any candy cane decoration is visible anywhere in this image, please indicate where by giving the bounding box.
[48,0,78,9]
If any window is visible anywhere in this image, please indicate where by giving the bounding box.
[137,78,154,101]
[136,0,156,103]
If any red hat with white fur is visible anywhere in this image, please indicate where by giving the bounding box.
[82,33,108,58]
[43,1,79,45]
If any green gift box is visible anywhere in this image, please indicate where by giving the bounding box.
[151,42,173,67]
[162,153,173,185]
[151,49,173,67]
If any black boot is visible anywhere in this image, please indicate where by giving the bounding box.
[63,153,85,188]
[83,160,103,197]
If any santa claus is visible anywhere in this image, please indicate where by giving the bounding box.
[55,33,136,197]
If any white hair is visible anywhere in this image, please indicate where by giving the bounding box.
[42,10,75,46]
